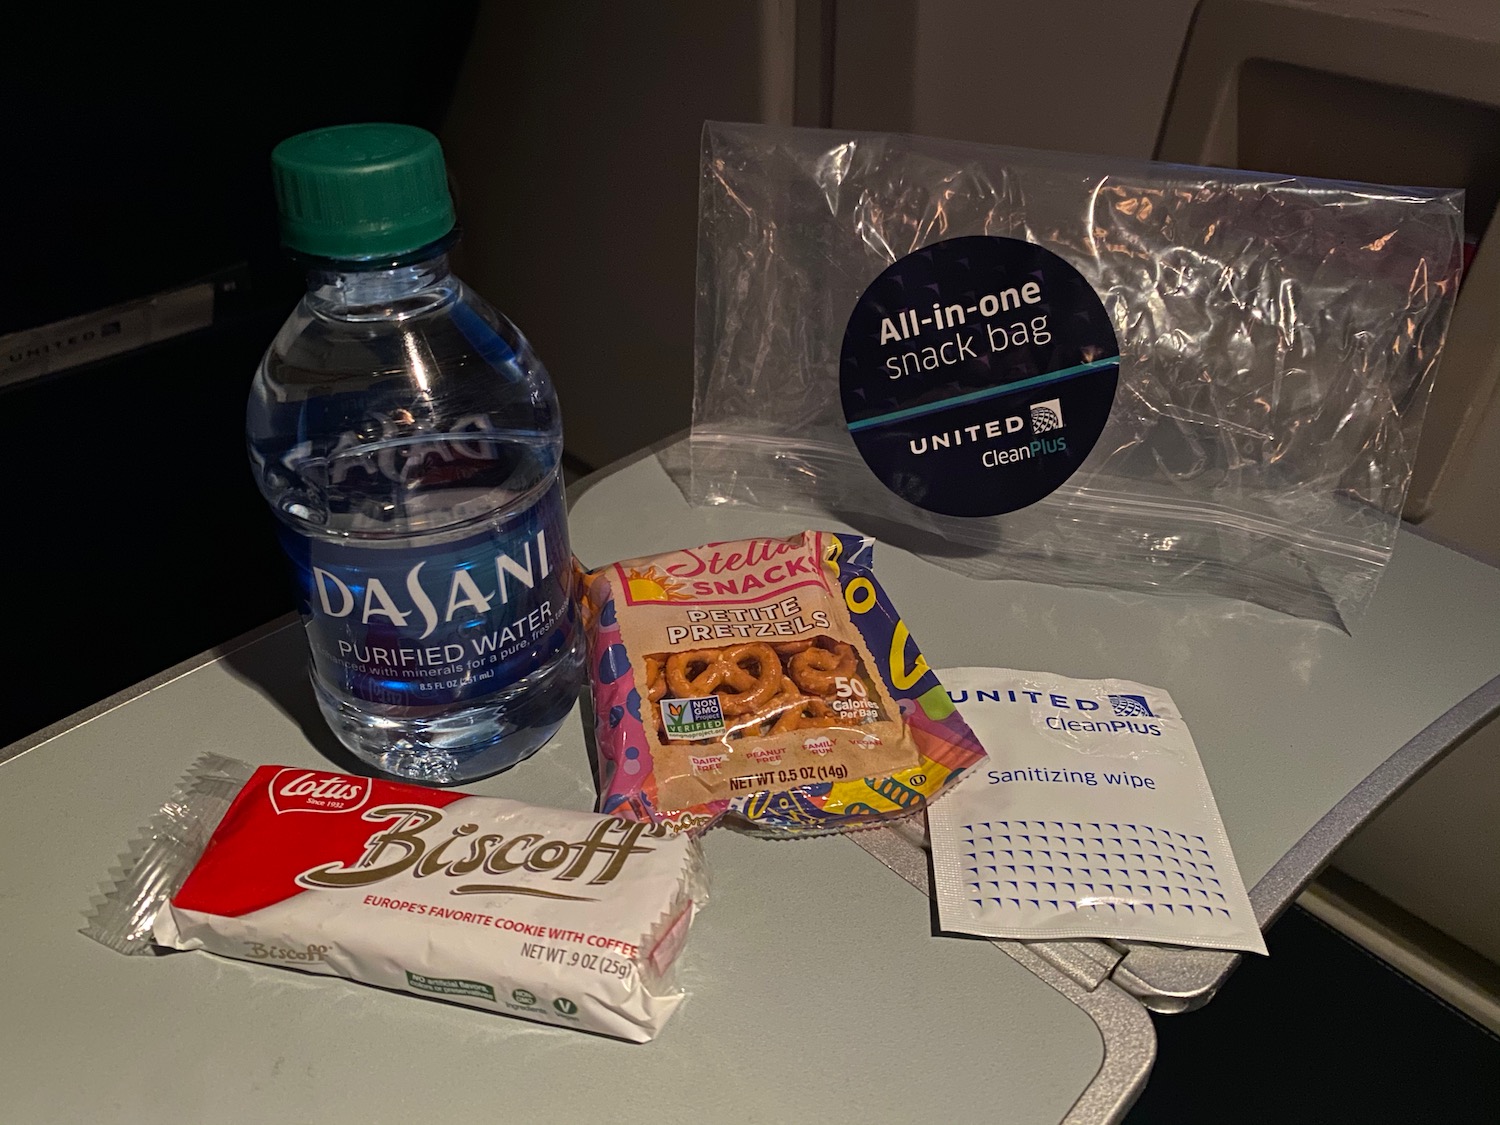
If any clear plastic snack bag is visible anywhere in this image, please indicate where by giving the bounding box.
[689,123,1463,629]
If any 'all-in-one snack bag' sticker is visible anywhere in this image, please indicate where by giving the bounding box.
[579,531,986,835]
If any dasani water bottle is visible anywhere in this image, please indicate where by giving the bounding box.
[247,123,583,784]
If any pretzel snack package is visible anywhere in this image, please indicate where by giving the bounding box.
[581,531,986,834]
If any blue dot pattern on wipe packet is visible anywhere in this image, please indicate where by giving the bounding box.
[961,820,1232,918]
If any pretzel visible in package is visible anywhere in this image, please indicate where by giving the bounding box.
[580,531,985,834]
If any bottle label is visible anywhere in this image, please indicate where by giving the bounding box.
[278,478,575,707]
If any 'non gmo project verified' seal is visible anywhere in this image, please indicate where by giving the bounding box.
[662,696,728,740]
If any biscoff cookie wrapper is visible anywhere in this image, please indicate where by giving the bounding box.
[581,531,987,836]
[83,754,707,1043]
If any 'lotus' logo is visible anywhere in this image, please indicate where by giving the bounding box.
[270,769,372,815]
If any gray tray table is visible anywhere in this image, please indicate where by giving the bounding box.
[3,441,1497,1124]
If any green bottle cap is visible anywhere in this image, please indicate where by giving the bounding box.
[271,123,456,261]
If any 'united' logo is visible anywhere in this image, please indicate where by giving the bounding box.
[1108,694,1154,718]
[1030,398,1064,433]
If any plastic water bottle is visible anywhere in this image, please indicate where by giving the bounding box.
[247,123,583,784]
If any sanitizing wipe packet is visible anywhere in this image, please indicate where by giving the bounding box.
[928,668,1266,955]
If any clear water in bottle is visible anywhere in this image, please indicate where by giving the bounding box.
[249,252,584,784]
[247,123,582,784]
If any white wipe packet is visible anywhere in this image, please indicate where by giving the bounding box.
[929,668,1266,955]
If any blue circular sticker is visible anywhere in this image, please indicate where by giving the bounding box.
[840,235,1119,517]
